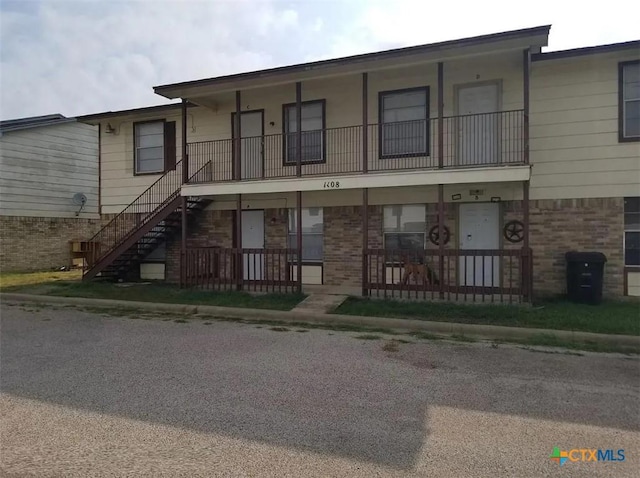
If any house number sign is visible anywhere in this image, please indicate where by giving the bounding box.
[323,180,341,189]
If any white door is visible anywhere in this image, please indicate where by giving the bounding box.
[457,83,499,166]
[241,210,265,280]
[459,203,500,287]
[236,111,263,180]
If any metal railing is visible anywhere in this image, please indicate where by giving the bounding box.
[84,160,213,274]
[364,248,532,303]
[187,110,524,183]
[183,247,299,294]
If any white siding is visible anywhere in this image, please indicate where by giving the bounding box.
[0,122,99,218]
[530,50,640,200]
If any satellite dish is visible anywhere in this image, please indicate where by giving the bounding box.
[72,192,87,206]
[72,192,87,216]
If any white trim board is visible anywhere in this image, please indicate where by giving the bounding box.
[181,166,530,197]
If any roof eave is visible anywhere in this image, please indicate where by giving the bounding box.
[154,25,551,100]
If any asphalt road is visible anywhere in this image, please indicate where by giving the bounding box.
[1,302,638,477]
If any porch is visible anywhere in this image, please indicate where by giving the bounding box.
[182,246,532,304]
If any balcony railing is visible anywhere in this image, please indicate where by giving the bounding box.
[187,109,524,184]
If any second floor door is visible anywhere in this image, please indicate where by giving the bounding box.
[233,110,264,179]
[456,82,500,166]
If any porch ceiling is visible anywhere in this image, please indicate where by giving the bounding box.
[155,26,549,101]
[180,165,531,198]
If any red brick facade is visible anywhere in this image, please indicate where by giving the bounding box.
[160,197,625,298]
[0,216,102,272]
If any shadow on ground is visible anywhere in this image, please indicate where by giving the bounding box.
[1,304,639,470]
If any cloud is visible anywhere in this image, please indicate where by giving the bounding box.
[0,0,637,120]
[0,0,313,118]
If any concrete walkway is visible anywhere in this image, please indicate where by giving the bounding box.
[1,292,638,349]
[292,294,348,314]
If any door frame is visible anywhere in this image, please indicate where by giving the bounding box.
[231,109,265,179]
[453,80,503,167]
[457,201,502,288]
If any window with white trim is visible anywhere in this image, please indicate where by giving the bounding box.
[135,121,165,173]
[625,197,640,266]
[380,88,429,157]
[284,101,325,163]
[288,207,323,262]
[383,204,426,262]
[620,61,640,141]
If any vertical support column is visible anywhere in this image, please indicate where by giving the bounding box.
[438,185,445,299]
[523,49,531,165]
[296,191,303,294]
[181,98,188,183]
[522,48,532,301]
[523,180,531,301]
[437,62,444,169]
[437,62,445,299]
[362,188,369,296]
[362,72,368,173]
[180,99,188,288]
[234,90,242,181]
[181,197,187,288]
[296,81,302,178]
[236,194,243,291]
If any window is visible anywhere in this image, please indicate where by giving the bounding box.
[134,121,176,174]
[625,197,640,266]
[383,204,426,262]
[283,101,325,164]
[619,61,640,142]
[288,208,323,262]
[379,87,429,158]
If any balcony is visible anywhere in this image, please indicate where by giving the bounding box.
[187,109,525,184]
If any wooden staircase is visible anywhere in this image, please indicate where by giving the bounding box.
[83,160,211,281]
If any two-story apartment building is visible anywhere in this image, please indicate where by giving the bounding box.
[78,25,640,302]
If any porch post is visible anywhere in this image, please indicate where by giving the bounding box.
[362,188,369,296]
[437,62,445,299]
[296,82,302,178]
[362,72,368,173]
[522,48,532,301]
[180,99,188,288]
[234,90,242,181]
[296,190,303,294]
[236,193,243,290]
[181,197,187,288]
[181,99,189,183]
[523,49,531,165]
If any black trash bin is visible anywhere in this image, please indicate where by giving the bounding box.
[565,251,607,305]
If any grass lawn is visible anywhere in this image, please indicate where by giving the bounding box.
[1,271,305,311]
[334,297,640,336]
[0,270,83,289]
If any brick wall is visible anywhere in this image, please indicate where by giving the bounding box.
[0,216,102,272]
[529,198,624,298]
[157,197,625,298]
[166,210,234,283]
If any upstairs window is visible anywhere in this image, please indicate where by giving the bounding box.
[379,87,430,158]
[134,120,176,174]
[283,101,325,164]
[625,197,640,266]
[619,61,640,142]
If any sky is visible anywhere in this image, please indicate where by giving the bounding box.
[1,0,638,120]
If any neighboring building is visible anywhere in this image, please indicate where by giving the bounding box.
[77,25,640,301]
[0,114,100,272]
